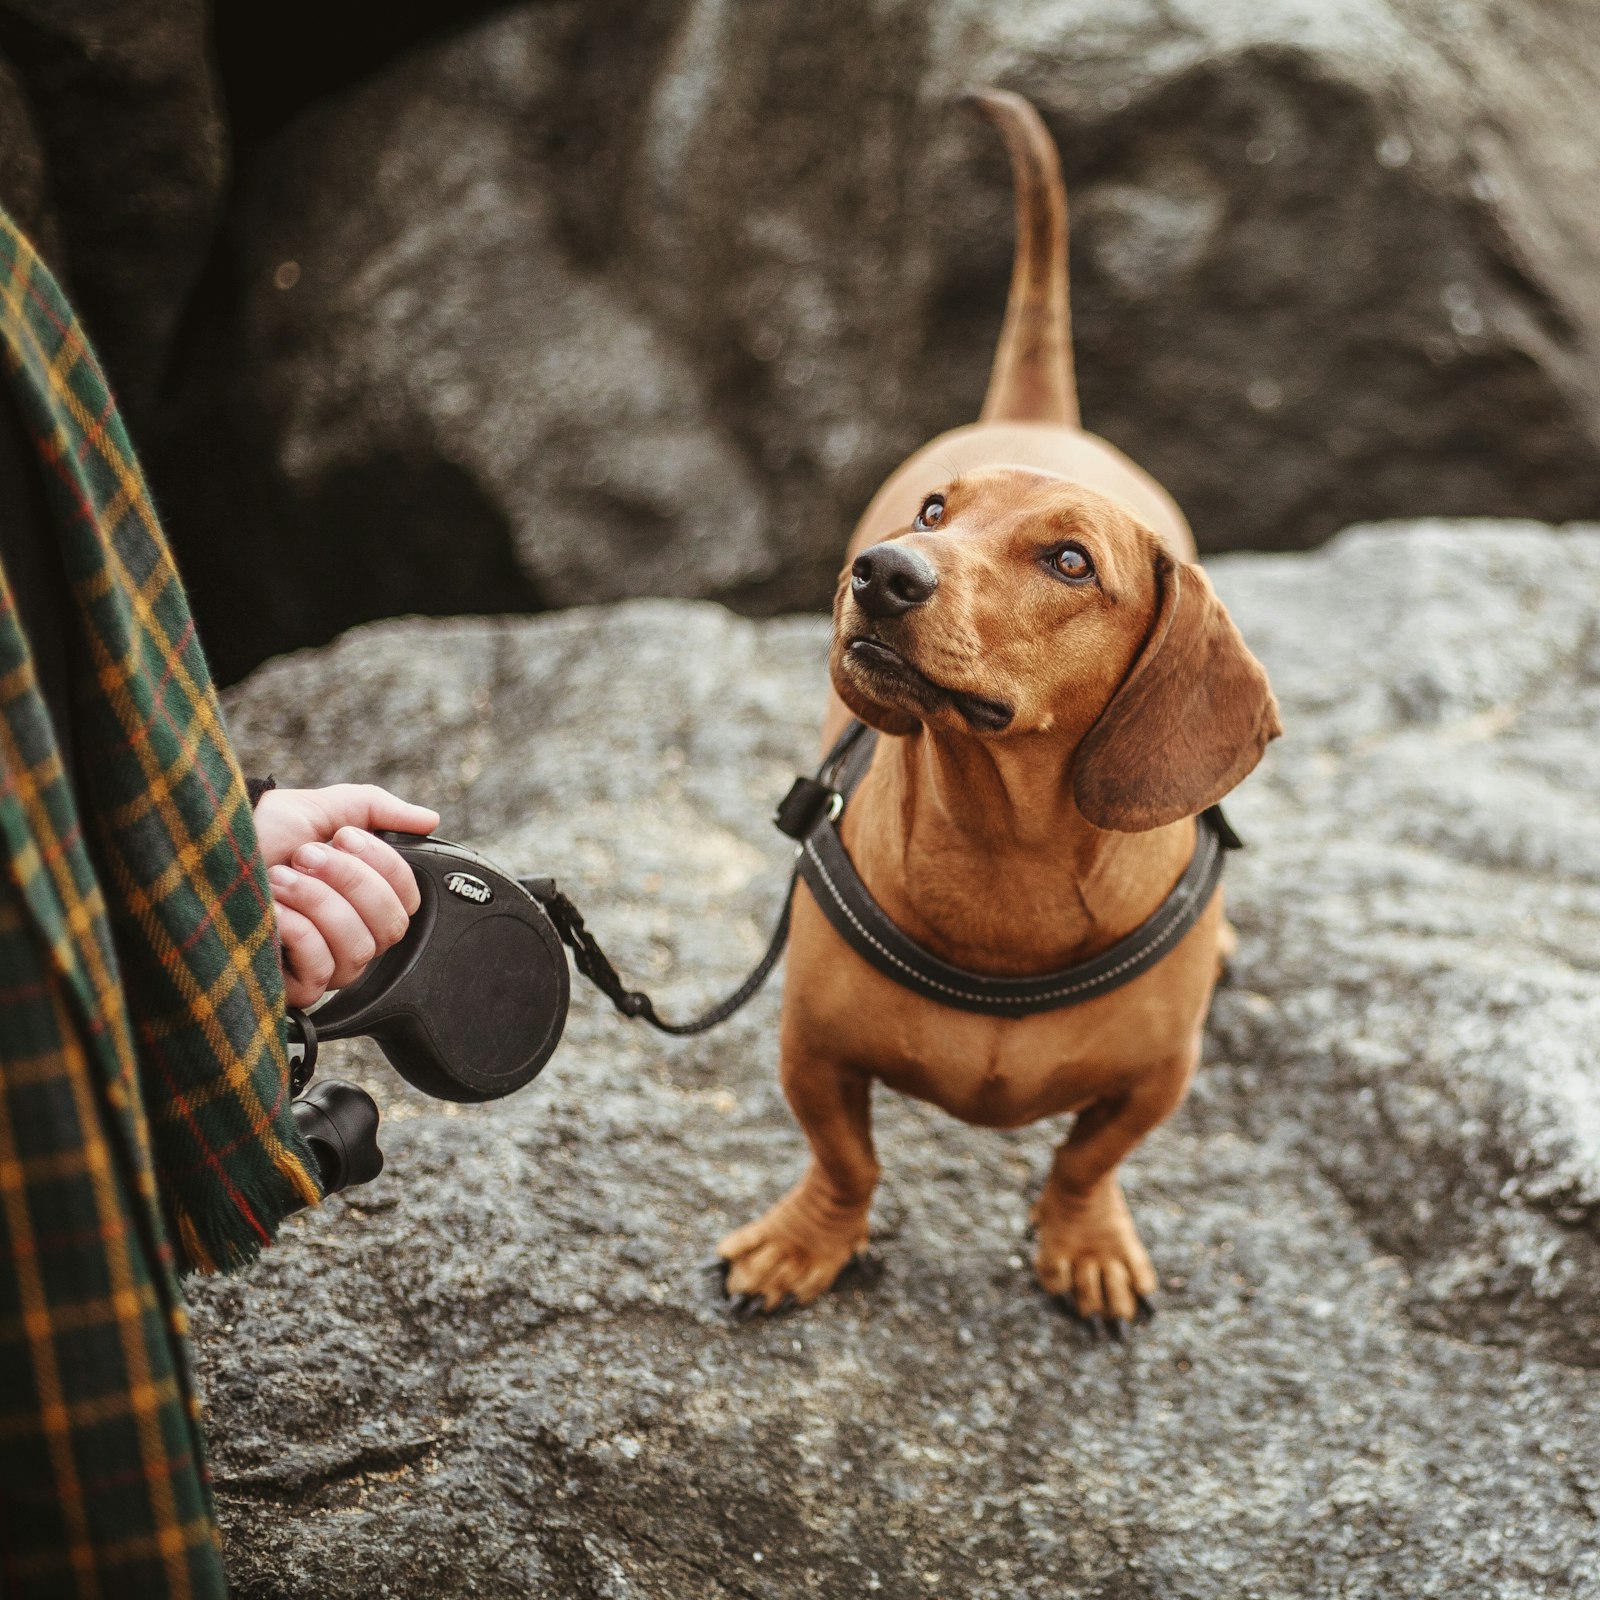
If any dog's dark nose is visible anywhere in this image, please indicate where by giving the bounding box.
[850,544,938,619]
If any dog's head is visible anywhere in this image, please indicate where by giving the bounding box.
[831,466,1281,831]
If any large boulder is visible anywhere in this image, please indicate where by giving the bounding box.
[160,0,1600,681]
[0,1,225,416]
[0,48,52,258]
[152,0,773,685]
[194,521,1600,1598]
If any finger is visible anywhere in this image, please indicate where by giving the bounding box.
[1102,1260,1137,1323]
[1034,1250,1070,1298]
[273,901,335,1008]
[755,1254,803,1313]
[268,864,378,990]
[1131,1252,1159,1301]
[724,1240,784,1300]
[330,825,422,916]
[290,841,410,957]
[317,783,439,841]
[1072,1258,1106,1321]
[792,1258,847,1307]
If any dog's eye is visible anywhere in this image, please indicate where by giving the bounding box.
[914,495,945,530]
[1050,543,1095,582]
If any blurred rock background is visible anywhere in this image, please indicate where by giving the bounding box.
[7,1,1600,680]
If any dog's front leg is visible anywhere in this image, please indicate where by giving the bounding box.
[1032,1049,1196,1332]
[717,1038,878,1314]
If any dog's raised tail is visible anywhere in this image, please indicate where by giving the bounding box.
[962,89,1079,428]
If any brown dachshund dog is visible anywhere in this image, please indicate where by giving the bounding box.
[718,90,1280,1333]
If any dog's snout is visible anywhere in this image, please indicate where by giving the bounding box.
[850,544,939,619]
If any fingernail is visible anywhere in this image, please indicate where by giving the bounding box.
[268,866,296,890]
[293,843,328,870]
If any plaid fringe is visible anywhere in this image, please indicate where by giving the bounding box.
[0,211,319,1595]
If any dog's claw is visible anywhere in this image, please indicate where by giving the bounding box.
[1049,1295,1136,1342]
[727,1292,764,1322]
[1051,1295,1102,1337]
[838,1249,884,1288]
[1135,1293,1157,1322]
[702,1256,733,1281]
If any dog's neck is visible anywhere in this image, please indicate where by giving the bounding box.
[841,724,1194,974]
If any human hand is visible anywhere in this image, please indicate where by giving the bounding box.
[253,784,441,1008]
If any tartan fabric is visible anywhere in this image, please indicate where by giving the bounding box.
[0,214,321,1594]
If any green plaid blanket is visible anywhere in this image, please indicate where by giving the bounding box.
[0,215,320,1595]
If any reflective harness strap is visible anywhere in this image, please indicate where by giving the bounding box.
[551,717,1241,1033]
[789,721,1241,1017]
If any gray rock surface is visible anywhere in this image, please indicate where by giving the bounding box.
[194,522,1600,1598]
[165,0,1600,677]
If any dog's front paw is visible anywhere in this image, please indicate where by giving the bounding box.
[1033,1179,1158,1339]
[716,1190,869,1319]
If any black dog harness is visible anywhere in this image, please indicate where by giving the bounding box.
[774,720,1241,1017]
[541,719,1241,1033]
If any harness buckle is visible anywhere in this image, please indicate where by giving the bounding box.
[774,776,843,840]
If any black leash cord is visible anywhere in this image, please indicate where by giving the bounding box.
[529,876,798,1037]
[523,721,865,1036]
[524,715,1237,1035]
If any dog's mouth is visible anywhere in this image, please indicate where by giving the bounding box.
[844,636,1014,732]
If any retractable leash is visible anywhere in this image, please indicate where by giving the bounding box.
[283,725,869,1193]
[287,721,1240,1196]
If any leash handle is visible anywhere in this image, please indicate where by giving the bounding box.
[527,876,797,1037]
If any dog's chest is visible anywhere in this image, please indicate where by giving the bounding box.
[864,1000,1128,1130]
[794,779,1219,1128]
[787,874,1223,1130]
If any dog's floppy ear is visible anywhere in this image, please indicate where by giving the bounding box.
[1072,549,1280,832]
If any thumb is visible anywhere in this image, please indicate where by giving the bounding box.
[319,783,440,840]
